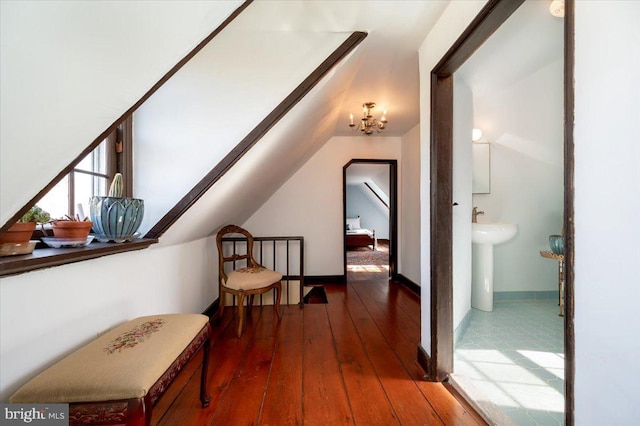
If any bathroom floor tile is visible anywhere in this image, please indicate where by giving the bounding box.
[454,300,564,425]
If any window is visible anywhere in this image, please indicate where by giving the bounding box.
[37,117,132,221]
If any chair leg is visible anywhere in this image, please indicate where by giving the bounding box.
[274,282,282,320]
[248,295,255,316]
[237,293,245,338]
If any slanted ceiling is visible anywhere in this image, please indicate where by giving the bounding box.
[1,1,447,245]
[0,0,244,226]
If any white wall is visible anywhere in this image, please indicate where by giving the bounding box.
[472,58,564,293]
[452,76,473,331]
[346,184,389,239]
[134,27,347,234]
[574,1,640,423]
[418,0,488,354]
[0,0,242,226]
[243,136,401,276]
[0,237,217,401]
[400,124,421,284]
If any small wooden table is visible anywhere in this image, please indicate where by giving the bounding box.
[540,250,565,316]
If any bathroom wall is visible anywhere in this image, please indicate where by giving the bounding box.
[471,58,564,294]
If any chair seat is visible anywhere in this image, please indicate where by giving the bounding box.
[226,266,282,291]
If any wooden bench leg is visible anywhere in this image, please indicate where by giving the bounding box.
[126,396,152,426]
[200,329,211,407]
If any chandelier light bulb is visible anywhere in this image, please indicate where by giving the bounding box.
[348,102,388,135]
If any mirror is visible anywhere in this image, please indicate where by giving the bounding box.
[472,142,490,194]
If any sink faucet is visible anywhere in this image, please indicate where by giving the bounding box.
[472,207,484,223]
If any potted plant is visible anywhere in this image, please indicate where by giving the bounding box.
[0,206,51,245]
[0,206,50,256]
[51,215,93,240]
[89,173,144,243]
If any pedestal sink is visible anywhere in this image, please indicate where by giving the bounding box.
[472,222,518,312]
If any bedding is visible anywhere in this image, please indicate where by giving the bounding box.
[345,218,376,250]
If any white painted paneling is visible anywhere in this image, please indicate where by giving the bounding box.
[0,0,242,226]
[400,124,421,285]
[574,1,640,423]
[418,0,488,355]
[452,75,473,332]
[243,136,401,276]
[0,237,217,401]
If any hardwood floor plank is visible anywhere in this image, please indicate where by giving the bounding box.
[212,310,278,425]
[157,309,259,426]
[152,348,203,425]
[325,290,400,425]
[349,280,482,425]
[349,280,424,381]
[154,274,486,426]
[302,304,354,425]
[338,283,443,425]
[351,279,421,342]
[259,306,304,425]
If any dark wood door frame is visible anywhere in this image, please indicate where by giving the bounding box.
[424,0,575,424]
[343,159,398,280]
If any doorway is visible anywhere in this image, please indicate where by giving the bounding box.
[426,0,575,425]
[343,159,397,279]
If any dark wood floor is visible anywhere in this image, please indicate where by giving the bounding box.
[152,271,485,425]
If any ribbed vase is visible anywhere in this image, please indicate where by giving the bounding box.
[89,197,144,243]
[549,234,564,255]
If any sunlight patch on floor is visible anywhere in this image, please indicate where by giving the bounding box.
[453,300,565,425]
[347,264,390,273]
[456,349,564,413]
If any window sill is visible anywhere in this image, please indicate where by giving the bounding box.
[0,238,158,278]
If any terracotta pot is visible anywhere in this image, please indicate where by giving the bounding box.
[51,221,93,240]
[0,222,37,244]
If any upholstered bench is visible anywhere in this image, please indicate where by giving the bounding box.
[10,314,211,426]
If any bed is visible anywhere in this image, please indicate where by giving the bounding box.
[346,217,376,251]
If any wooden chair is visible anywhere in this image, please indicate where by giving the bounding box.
[216,224,282,337]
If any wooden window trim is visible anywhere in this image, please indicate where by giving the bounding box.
[0,1,253,276]
[0,239,158,278]
[145,30,368,239]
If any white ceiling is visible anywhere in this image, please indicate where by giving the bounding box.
[236,0,450,138]
[328,0,449,137]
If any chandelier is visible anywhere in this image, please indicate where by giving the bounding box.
[349,102,388,135]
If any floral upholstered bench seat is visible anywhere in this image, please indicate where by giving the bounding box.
[10,314,211,426]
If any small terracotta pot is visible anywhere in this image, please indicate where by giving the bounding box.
[51,221,93,240]
[0,222,37,244]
